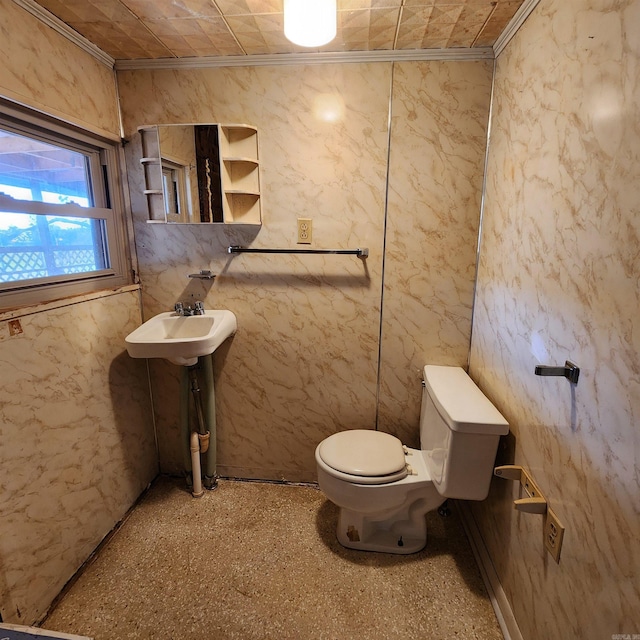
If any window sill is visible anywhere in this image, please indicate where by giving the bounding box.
[0,284,141,321]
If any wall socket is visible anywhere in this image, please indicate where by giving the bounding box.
[297,218,312,244]
[544,507,565,563]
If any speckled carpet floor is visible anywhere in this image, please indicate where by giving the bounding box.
[43,477,503,640]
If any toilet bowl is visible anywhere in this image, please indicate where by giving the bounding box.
[315,365,509,554]
[316,431,445,553]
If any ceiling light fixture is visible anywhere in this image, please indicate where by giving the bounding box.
[284,0,337,48]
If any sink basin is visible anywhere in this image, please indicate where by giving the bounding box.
[125,310,237,366]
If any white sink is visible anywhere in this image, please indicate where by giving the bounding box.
[125,310,237,366]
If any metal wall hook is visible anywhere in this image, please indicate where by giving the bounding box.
[535,360,580,384]
[494,465,548,514]
[188,270,215,279]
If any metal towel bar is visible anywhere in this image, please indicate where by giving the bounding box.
[228,246,369,258]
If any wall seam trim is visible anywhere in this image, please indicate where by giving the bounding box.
[374,62,395,431]
[467,57,496,372]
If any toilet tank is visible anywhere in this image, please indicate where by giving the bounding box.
[420,365,509,501]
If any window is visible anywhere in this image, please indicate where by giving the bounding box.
[160,157,195,223]
[161,158,189,222]
[0,101,130,309]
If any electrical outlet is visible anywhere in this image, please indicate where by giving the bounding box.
[521,470,541,499]
[297,218,312,244]
[544,507,565,563]
[8,319,23,336]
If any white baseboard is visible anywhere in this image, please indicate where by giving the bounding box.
[456,501,524,640]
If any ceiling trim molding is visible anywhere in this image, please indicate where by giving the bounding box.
[12,0,116,69]
[114,47,495,71]
[492,0,541,58]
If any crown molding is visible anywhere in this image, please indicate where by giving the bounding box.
[114,47,494,71]
[13,0,500,72]
[492,0,541,58]
[12,0,115,68]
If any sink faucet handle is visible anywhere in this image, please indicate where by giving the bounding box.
[194,301,205,315]
[174,302,184,315]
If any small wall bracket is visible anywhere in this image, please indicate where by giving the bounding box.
[188,270,215,279]
[494,465,565,563]
[494,465,547,514]
[534,360,580,384]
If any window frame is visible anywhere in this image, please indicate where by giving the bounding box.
[0,100,131,310]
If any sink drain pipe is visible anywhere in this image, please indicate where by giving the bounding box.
[201,354,218,490]
[189,430,205,498]
[180,367,192,481]
[180,356,217,497]
[189,364,210,498]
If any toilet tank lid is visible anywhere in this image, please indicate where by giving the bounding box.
[318,430,406,477]
[423,366,509,435]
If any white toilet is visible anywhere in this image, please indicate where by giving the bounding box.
[315,365,509,554]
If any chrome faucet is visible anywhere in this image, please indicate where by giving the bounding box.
[174,301,205,316]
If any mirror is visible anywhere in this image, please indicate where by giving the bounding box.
[139,124,261,225]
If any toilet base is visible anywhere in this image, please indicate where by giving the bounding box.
[335,497,441,554]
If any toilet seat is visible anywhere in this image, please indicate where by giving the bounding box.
[316,430,408,485]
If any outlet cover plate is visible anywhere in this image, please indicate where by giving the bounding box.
[544,507,565,563]
[297,218,312,244]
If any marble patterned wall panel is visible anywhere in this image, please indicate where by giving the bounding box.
[378,60,492,447]
[0,5,152,626]
[118,64,391,480]
[0,0,120,139]
[469,1,640,637]
[0,290,157,625]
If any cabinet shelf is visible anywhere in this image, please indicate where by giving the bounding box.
[222,156,258,164]
[218,125,261,225]
[224,193,260,223]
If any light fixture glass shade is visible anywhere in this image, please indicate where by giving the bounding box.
[284,0,337,47]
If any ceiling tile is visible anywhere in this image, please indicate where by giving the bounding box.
[447,19,483,47]
[340,0,402,8]
[121,0,222,20]
[396,5,433,42]
[225,13,309,54]
[225,12,283,34]
[141,17,244,56]
[72,20,174,58]
[337,8,399,50]
[35,0,137,23]
[215,0,282,16]
[459,4,495,22]
[474,1,521,46]
[429,5,465,23]
[402,0,436,6]
[144,16,232,37]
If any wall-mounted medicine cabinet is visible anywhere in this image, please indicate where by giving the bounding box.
[138,123,261,225]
